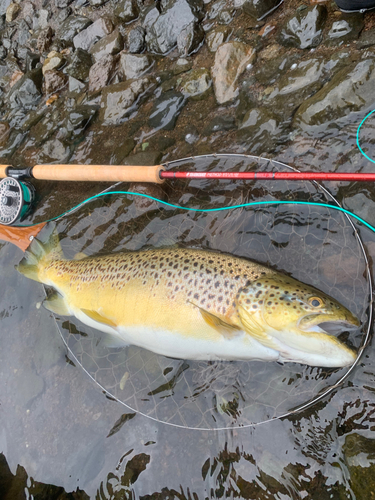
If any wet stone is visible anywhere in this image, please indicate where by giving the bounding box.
[58,16,92,45]
[128,27,146,53]
[203,114,236,135]
[181,68,212,100]
[358,28,375,48]
[100,77,152,125]
[148,90,186,131]
[7,67,43,109]
[90,0,109,5]
[68,76,86,93]
[56,0,74,7]
[43,69,68,95]
[38,138,71,163]
[0,46,6,60]
[278,5,327,49]
[212,41,255,104]
[0,0,11,16]
[177,21,204,56]
[89,29,123,61]
[38,9,51,30]
[66,48,93,82]
[73,18,113,52]
[236,107,288,154]
[120,53,154,80]
[37,26,54,54]
[65,105,98,140]
[145,0,200,54]
[242,0,282,20]
[42,51,65,74]
[206,26,231,52]
[89,54,117,92]
[325,13,364,46]
[294,59,375,130]
[5,2,20,22]
[128,182,165,210]
[115,0,139,23]
[111,137,135,164]
[263,58,325,120]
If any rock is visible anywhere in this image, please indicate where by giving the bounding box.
[0,0,11,16]
[212,42,255,104]
[128,181,165,210]
[128,27,146,53]
[38,9,51,29]
[203,114,236,135]
[7,68,43,109]
[5,2,20,22]
[0,45,7,60]
[42,51,65,75]
[243,0,282,20]
[145,0,201,55]
[325,13,364,46]
[25,52,41,72]
[90,0,109,5]
[100,77,152,125]
[10,70,23,87]
[73,18,114,52]
[89,29,123,61]
[279,5,327,49]
[43,70,68,94]
[111,137,135,164]
[89,54,117,92]
[58,16,92,45]
[66,49,93,82]
[181,68,212,99]
[148,90,185,131]
[173,57,192,75]
[0,121,10,147]
[120,53,154,80]
[38,138,71,163]
[177,21,204,56]
[262,58,325,120]
[236,107,288,153]
[68,76,86,93]
[56,0,74,7]
[294,59,375,130]
[115,0,139,23]
[37,26,54,54]
[64,105,98,141]
[206,26,231,52]
[358,28,375,49]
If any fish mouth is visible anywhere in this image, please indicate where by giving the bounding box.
[299,313,360,334]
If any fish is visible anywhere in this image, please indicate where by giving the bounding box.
[16,225,360,367]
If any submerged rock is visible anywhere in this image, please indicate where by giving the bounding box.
[206,26,231,52]
[128,27,146,53]
[100,77,152,125]
[145,0,202,54]
[115,0,139,23]
[294,59,375,130]
[243,0,282,20]
[279,5,327,49]
[212,41,255,104]
[148,90,185,131]
[177,21,204,56]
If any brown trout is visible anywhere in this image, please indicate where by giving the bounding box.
[16,226,359,367]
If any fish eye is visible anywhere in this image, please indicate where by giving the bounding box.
[308,297,324,308]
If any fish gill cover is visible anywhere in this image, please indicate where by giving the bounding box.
[42,156,371,430]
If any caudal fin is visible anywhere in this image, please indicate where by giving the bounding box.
[16,223,63,283]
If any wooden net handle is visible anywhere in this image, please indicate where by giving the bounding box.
[0,222,47,252]
[32,164,165,183]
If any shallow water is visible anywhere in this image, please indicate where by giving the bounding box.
[1,152,375,498]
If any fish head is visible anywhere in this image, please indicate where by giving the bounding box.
[237,274,360,367]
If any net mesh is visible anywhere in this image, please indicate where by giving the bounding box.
[49,155,371,430]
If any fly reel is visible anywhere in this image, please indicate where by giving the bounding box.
[0,178,35,225]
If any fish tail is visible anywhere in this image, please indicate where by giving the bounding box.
[16,224,63,283]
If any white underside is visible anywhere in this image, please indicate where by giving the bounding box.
[69,306,354,367]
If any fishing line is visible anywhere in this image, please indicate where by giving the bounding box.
[357,108,375,165]
[15,190,375,236]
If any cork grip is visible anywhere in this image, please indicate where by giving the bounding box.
[0,165,10,177]
[32,164,165,183]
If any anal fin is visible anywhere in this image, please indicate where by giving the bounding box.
[81,308,118,328]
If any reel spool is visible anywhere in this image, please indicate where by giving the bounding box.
[0,178,35,225]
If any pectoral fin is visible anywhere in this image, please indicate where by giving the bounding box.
[194,303,242,339]
[73,252,87,260]
[238,305,280,351]
[43,292,71,316]
[81,308,118,328]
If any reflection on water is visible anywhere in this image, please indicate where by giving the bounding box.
[0,156,375,497]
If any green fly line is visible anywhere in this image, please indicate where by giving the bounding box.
[15,190,375,236]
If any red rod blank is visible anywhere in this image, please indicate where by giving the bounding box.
[160,171,375,181]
